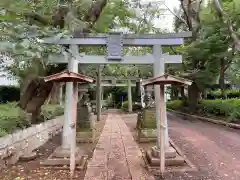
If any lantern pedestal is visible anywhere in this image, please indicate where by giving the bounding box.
[40,146,87,169]
[151,146,176,158]
[142,74,192,172]
[40,71,94,170]
[146,146,184,167]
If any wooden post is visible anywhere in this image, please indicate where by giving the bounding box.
[101,86,104,109]
[96,65,102,121]
[159,84,166,176]
[70,81,78,178]
[59,84,63,106]
[69,45,79,178]
[128,79,133,112]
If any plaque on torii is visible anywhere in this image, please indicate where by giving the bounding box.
[107,32,123,61]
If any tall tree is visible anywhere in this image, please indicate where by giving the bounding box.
[170,0,239,111]
[0,0,124,123]
[213,0,240,51]
[0,0,163,122]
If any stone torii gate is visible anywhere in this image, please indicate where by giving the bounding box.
[42,32,191,173]
[96,76,139,113]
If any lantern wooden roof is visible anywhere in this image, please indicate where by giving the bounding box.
[142,74,192,86]
[44,70,95,83]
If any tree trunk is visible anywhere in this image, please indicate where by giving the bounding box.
[170,88,174,100]
[188,82,200,113]
[180,86,186,100]
[219,58,225,90]
[171,86,178,100]
[31,108,42,124]
[219,58,227,99]
[19,0,108,122]
[49,83,61,104]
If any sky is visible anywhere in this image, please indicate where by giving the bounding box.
[0,0,179,86]
[152,0,179,31]
[141,0,180,31]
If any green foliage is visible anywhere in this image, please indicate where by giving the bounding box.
[166,100,185,110]
[0,102,64,137]
[0,85,20,103]
[172,1,240,93]
[207,89,240,99]
[41,104,64,120]
[122,100,129,111]
[167,99,240,123]
[122,101,142,112]
[105,98,114,108]
[199,99,240,123]
[0,0,162,82]
[0,102,29,135]
[226,61,240,84]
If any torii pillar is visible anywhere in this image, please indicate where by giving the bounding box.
[153,45,174,154]
[62,45,79,150]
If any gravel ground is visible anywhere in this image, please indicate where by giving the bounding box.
[0,115,107,180]
[167,112,240,180]
[2,112,239,180]
[122,113,240,180]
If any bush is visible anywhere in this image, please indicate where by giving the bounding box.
[0,102,29,134]
[41,104,64,120]
[167,100,185,110]
[121,101,142,112]
[105,99,114,108]
[122,101,128,111]
[198,99,240,123]
[0,102,64,137]
[207,89,240,99]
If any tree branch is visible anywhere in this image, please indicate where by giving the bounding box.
[84,0,107,30]
[193,0,202,38]
[24,12,50,25]
[213,0,240,51]
[179,0,192,31]
[169,46,180,54]
[164,3,188,26]
[224,43,236,71]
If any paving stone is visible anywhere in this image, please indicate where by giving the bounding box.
[84,113,155,180]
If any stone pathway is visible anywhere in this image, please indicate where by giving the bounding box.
[84,113,155,180]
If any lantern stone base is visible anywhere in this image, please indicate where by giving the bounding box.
[40,146,87,169]
[146,146,184,167]
[151,146,177,158]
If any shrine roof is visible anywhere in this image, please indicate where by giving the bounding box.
[142,74,192,86]
[44,71,95,83]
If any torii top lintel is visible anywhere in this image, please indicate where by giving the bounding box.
[41,32,192,46]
